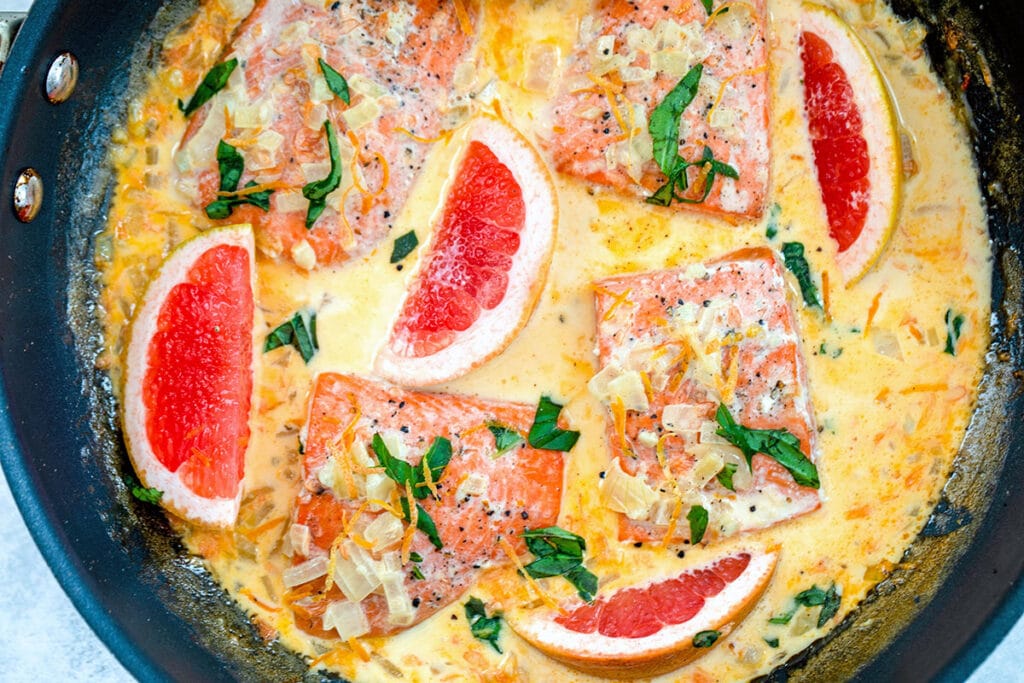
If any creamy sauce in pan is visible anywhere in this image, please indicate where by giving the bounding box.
[97,0,990,679]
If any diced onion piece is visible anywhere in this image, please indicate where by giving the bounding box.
[607,371,649,412]
[254,129,284,155]
[588,362,622,402]
[291,239,317,271]
[348,73,388,99]
[871,328,903,360]
[637,430,659,448]
[301,161,331,183]
[378,430,410,463]
[699,420,730,445]
[289,523,312,557]
[662,404,705,434]
[684,445,725,490]
[309,73,334,104]
[274,190,307,214]
[574,105,604,120]
[305,102,329,130]
[323,600,370,639]
[363,514,405,552]
[791,606,817,636]
[380,550,402,575]
[221,0,255,20]
[381,572,417,626]
[342,98,381,130]
[456,472,489,499]
[620,65,655,83]
[624,24,655,53]
[649,494,678,526]
[334,541,384,602]
[233,103,271,129]
[600,458,659,520]
[524,43,559,94]
[283,555,329,588]
[365,473,397,511]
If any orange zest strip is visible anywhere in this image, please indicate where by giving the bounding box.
[238,515,287,542]
[707,64,768,122]
[400,483,418,564]
[216,180,287,197]
[864,290,884,336]
[822,270,832,322]
[420,453,439,499]
[497,536,564,613]
[239,587,282,612]
[452,0,473,36]
[899,383,948,394]
[344,500,371,537]
[610,395,631,457]
[593,284,633,321]
[662,495,684,546]
[348,637,371,662]
[394,126,452,144]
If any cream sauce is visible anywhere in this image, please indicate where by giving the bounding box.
[97,0,990,680]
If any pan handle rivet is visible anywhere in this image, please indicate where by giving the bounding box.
[13,169,42,223]
[45,51,78,104]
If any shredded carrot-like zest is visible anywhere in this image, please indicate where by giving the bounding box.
[239,587,282,612]
[899,383,948,394]
[822,270,832,323]
[348,637,371,662]
[594,284,633,321]
[497,536,563,612]
[368,498,403,518]
[662,495,684,545]
[906,323,925,345]
[349,532,374,550]
[344,500,370,537]
[707,63,768,123]
[238,515,287,542]
[394,126,453,144]
[452,0,473,35]
[216,180,287,197]
[400,483,418,564]
[864,290,884,336]
[610,395,632,457]
[639,371,654,404]
[419,453,439,499]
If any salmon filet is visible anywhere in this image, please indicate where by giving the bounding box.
[174,0,478,268]
[546,0,770,219]
[591,247,820,544]
[288,373,566,637]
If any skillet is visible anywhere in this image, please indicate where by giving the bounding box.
[0,0,1022,680]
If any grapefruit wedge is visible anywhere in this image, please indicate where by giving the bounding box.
[800,3,901,284]
[510,549,777,679]
[122,225,256,527]
[374,115,557,387]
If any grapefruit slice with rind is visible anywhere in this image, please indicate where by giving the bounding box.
[122,225,256,527]
[374,115,557,387]
[800,3,901,284]
[510,549,777,679]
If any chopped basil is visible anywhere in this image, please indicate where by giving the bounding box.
[205,141,274,220]
[390,230,419,263]
[178,58,237,117]
[527,396,580,451]
[398,496,443,549]
[687,504,709,544]
[715,404,820,489]
[702,0,714,14]
[716,462,738,491]
[944,309,965,355]
[772,583,842,628]
[768,609,795,625]
[409,551,423,562]
[264,310,319,363]
[693,630,720,648]
[302,120,343,229]
[650,65,703,175]
[766,202,781,239]
[411,565,425,580]
[813,584,841,627]
[317,58,351,105]
[487,423,524,456]
[781,242,821,308]
[646,145,739,207]
[465,596,503,653]
[370,434,452,501]
[131,484,163,504]
[764,636,779,648]
[521,526,598,602]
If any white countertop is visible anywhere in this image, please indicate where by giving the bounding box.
[0,1,1021,681]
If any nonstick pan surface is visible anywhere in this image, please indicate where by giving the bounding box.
[0,0,1022,680]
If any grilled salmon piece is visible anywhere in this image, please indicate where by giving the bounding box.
[592,247,820,544]
[175,0,478,268]
[546,0,770,219]
[289,373,566,636]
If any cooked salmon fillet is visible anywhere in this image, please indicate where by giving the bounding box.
[546,0,770,219]
[592,247,820,543]
[175,0,477,268]
[288,373,566,637]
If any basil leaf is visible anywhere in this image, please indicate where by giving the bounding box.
[131,485,163,504]
[519,526,597,603]
[693,630,720,648]
[317,58,351,105]
[371,434,417,488]
[716,462,738,491]
[687,504,709,544]
[944,309,965,355]
[398,496,444,549]
[768,608,795,625]
[409,551,423,562]
[764,636,780,648]
[564,564,599,603]
[702,0,714,14]
[263,311,318,363]
[465,596,503,653]
[205,141,274,219]
[781,242,821,308]
[390,230,419,263]
[522,526,586,559]
[179,58,237,117]
[373,433,451,501]
[216,140,244,192]
[487,423,524,456]
[522,555,583,578]
[818,584,841,627]
[420,436,452,499]
[527,395,580,451]
[715,404,820,489]
[411,565,425,580]
[645,146,738,208]
[766,202,782,239]
[795,585,828,607]
[303,120,343,229]
[649,65,703,176]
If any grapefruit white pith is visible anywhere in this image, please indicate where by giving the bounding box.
[510,549,778,678]
[373,115,557,387]
[122,225,256,527]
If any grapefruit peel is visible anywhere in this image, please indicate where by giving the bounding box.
[122,224,256,527]
[509,549,778,679]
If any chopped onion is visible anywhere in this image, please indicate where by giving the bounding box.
[871,328,904,360]
[637,430,659,448]
[381,572,416,626]
[524,43,559,95]
[290,240,317,271]
[301,161,331,183]
[456,472,489,499]
[348,73,387,99]
[380,551,402,575]
[363,514,405,552]
[342,98,381,130]
[282,555,328,588]
[607,371,649,412]
[288,523,311,557]
[323,600,370,640]
[380,430,410,463]
[600,458,659,520]
[684,445,725,490]
[333,542,383,602]
[305,102,329,130]
[233,103,271,129]
[365,473,396,510]
[274,190,308,214]
[620,65,655,83]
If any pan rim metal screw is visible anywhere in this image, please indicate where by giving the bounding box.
[45,51,78,104]
[13,169,42,223]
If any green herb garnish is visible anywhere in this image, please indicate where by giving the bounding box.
[768,609,795,625]
[702,0,714,14]
[521,526,598,602]
[527,396,580,451]
[716,462,738,491]
[715,404,819,488]
[131,484,163,504]
[781,242,821,308]
[178,58,237,116]
[409,552,423,562]
[693,630,720,648]
[771,583,842,628]
[687,504,709,544]
[390,230,419,263]
[465,596,503,653]
[764,636,779,648]
[370,434,452,549]
[204,141,274,219]
[317,58,351,105]
[264,310,319,363]
[302,120,343,229]
[411,565,425,580]
[766,202,781,239]
[487,423,524,456]
[944,309,965,356]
